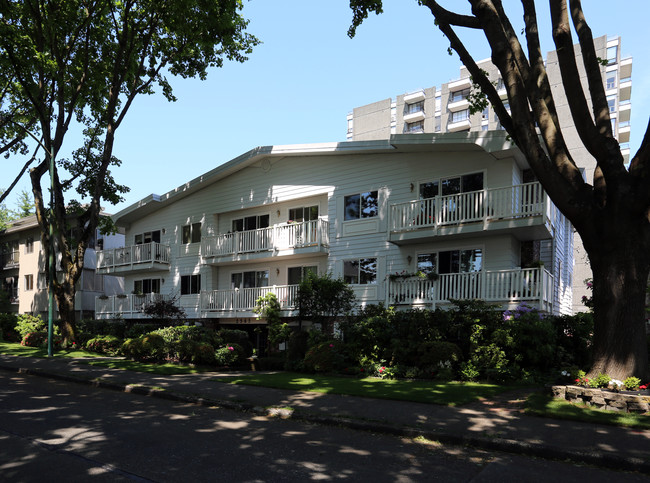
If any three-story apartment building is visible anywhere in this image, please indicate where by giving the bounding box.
[95,132,573,328]
[0,215,124,319]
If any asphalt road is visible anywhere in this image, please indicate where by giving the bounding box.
[0,372,648,482]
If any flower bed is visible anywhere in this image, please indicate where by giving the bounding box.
[552,385,650,414]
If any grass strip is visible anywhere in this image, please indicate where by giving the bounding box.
[215,372,512,406]
[524,392,650,430]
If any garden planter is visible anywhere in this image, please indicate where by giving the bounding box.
[552,385,650,414]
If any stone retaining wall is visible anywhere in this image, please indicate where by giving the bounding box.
[552,385,650,414]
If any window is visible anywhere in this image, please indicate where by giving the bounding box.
[434,116,441,132]
[347,118,353,135]
[24,274,34,291]
[181,274,201,295]
[450,109,469,123]
[406,100,424,114]
[25,237,34,254]
[344,191,378,220]
[135,230,161,245]
[611,117,617,133]
[288,266,318,285]
[391,106,397,122]
[496,78,505,90]
[182,222,202,244]
[289,206,318,223]
[435,95,441,112]
[134,278,161,294]
[482,107,489,121]
[607,45,618,65]
[607,95,616,113]
[231,270,268,289]
[606,71,617,90]
[449,87,470,103]
[232,214,269,232]
[481,124,489,131]
[420,172,484,199]
[405,120,424,133]
[343,258,377,284]
[417,249,482,275]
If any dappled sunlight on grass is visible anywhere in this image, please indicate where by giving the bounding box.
[0,342,92,359]
[215,372,511,406]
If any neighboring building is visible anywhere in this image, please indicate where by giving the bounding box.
[0,215,124,320]
[95,132,573,338]
[346,35,632,314]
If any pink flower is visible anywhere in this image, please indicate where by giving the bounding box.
[329,344,334,348]
[228,346,234,351]
[379,366,385,373]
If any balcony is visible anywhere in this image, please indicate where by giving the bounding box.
[618,122,630,143]
[619,100,631,123]
[403,90,425,104]
[619,57,632,81]
[96,242,171,275]
[202,219,329,265]
[389,182,554,244]
[387,267,554,312]
[447,119,471,132]
[403,110,425,123]
[619,77,631,102]
[1,250,19,269]
[95,293,170,319]
[201,284,299,318]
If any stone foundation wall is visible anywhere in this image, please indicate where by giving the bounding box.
[552,385,650,414]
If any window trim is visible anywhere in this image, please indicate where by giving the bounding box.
[416,248,483,275]
[182,222,202,244]
[344,190,379,221]
[343,258,377,285]
[180,274,201,295]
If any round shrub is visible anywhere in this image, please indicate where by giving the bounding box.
[218,329,253,357]
[15,314,45,339]
[193,342,216,365]
[416,341,463,367]
[0,313,19,342]
[140,333,167,361]
[84,335,122,355]
[21,331,48,347]
[303,340,347,373]
[215,343,245,367]
[121,337,144,360]
[174,339,199,363]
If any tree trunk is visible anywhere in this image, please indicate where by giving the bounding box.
[55,284,77,344]
[588,239,649,381]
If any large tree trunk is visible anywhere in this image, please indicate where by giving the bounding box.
[587,233,650,381]
[54,282,77,344]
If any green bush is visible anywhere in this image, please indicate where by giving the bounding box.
[193,342,216,365]
[122,333,166,361]
[416,340,462,367]
[285,330,309,367]
[624,376,641,391]
[15,314,45,339]
[217,329,252,356]
[0,313,18,341]
[154,325,220,346]
[77,319,127,342]
[589,373,612,389]
[303,340,348,373]
[215,343,245,366]
[125,323,159,339]
[121,337,144,360]
[21,331,50,347]
[85,335,122,355]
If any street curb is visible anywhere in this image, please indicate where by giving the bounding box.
[3,362,650,473]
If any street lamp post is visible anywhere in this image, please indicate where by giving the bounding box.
[2,116,56,356]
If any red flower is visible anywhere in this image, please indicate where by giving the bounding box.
[640,385,648,390]
[360,368,364,372]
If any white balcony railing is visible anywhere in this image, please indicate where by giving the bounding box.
[390,182,549,233]
[387,267,554,310]
[201,284,299,314]
[202,219,329,259]
[97,242,171,271]
[95,293,169,318]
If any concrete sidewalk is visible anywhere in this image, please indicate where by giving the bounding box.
[1,353,649,473]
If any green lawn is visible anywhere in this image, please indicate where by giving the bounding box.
[0,341,93,359]
[215,372,514,406]
[524,392,650,430]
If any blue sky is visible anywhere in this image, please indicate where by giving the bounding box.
[3,1,649,214]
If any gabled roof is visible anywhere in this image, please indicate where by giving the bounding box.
[113,131,524,226]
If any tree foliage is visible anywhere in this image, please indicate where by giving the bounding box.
[349,0,650,379]
[297,272,356,330]
[0,0,258,341]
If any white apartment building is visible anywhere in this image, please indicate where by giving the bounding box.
[0,215,124,320]
[94,132,573,329]
[346,35,631,313]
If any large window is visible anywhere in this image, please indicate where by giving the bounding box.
[182,222,202,244]
[406,100,424,114]
[181,274,201,295]
[606,71,617,90]
[232,214,269,232]
[607,95,616,113]
[450,109,469,123]
[288,266,318,285]
[343,258,377,285]
[449,87,470,103]
[607,45,618,65]
[134,230,161,245]
[289,206,318,223]
[231,270,269,289]
[134,278,161,294]
[417,249,482,275]
[405,120,424,133]
[344,191,378,221]
[419,172,484,200]
[24,274,34,291]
